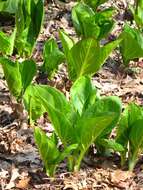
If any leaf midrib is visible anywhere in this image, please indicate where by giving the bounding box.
[78,39,93,77]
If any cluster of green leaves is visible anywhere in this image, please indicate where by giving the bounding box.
[130,0,143,30]
[33,0,143,173]
[41,0,121,80]
[120,24,143,66]
[26,75,143,175]
[72,2,115,40]
[116,103,143,171]
[42,30,121,80]
[42,38,65,79]
[60,30,121,81]
[0,0,44,57]
[81,0,109,10]
[24,76,122,176]
[1,0,143,178]
[0,57,36,101]
[120,0,143,66]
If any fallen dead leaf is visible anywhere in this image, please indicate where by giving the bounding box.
[5,168,20,189]
[16,177,30,189]
[110,169,133,184]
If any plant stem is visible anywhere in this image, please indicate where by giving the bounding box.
[129,150,137,171]
[74,150,85,172]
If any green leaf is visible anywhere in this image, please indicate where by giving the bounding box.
[0,29,16,55]
[129,119,143,171]
[34,127,60,176]
[130,0,143,29]
[0,57,36,99]
[0,57,22,98]
[116,107,129,149]
[72,94,121,170]
[68,38,121,80]
[24,93,46,122]
[34,127,78,176]
[59,30,75,79]
[24,85,75,145]
[99,139,125,152]
[43,38,65,79]
[76,114,116,151]
[94,8,115,40]
[59,30,74,56]
[74,111,117,170]
[120,24,143,65]
[15,0,44,57]
[72,3,114,40]
[36,87,75,146]
[70,76,97,115]
[24,85,46,121]
[83,0,108,9]
[116,103,143,169]
[57,144,78,163]
[95,96,122,139]
[20,59,36,93]
[0,0,19,13]
[116,103,143,147]
[95,96,122,154]
[69,38,98,80]
[72,2,96,37]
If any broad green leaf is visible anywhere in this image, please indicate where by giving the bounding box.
[76,114,116,151]
[24,85,75,145]
[0,57,36,99]
[34,127,78,176]
[0,0,19,13]
[99,139,125,152]
[20,59,36,93]
[0,57,22,98]
[68,38,121,80]
[0,1,5,12]
[15,0,44,57]
[69,38,98,80]
[27,0,44,51]
[83,0,108,9]
[120,24,143,65]
[59,30,75,80]
[0,29,16,55]
[130,0,143,28]
[43,38,65,79]
[72,95,122,170]
[95,96,122,139]
[116,103,143,151]
[116,103,143,169]
[129,120,143,155]
[59,30,74,56]
[24,86,46,121]
[72,2,96,37]
[37,89,75,145]
[72,3,114,40]
[95,96,122,154]
[70,76,97,115]
[74,111,116,170]
[116,108,129,148]
[94,8,115,40]
[34,127,60,176]
[129,119,143,171]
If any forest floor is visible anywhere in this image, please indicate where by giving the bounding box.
[0,1,143,189]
